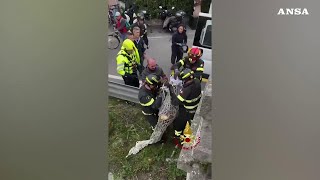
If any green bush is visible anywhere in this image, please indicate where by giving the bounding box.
[122,0,212,19]
[200,0,211,13]
[133,0,194,19]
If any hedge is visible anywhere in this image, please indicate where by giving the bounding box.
[124,0,194,19]
[121,0,211,20]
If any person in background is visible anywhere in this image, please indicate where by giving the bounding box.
[171,24,187,65]
[114,11,128,41]
[141,58,168,85]
[126,3,137,24]
[126,30,144,76]
[131,15,149,49]
[126,30,134,40]
[132,26,146,75]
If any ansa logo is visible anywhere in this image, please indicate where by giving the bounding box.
[277,8,309,15]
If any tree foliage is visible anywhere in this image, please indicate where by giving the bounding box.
[129,0,212,18]
[200,0,212,13]
[130,0,195,18]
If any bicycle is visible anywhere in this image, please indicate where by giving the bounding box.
[108,28,121,50]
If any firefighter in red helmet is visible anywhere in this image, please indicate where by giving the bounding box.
[172,47,204,82]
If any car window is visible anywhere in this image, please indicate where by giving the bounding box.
[193,16,212,49]
[202,24,211,47]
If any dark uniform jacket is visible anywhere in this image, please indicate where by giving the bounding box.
[138,86,162,115]
[133,38,146,61]
[172,31,187,46]
[174,57,204,81]
[172,78,202,111]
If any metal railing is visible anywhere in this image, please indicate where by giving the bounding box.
[108,80,140,103]
[108,75,206,104]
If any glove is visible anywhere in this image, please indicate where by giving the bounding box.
[132,63,137,69]
[174,69,180,80]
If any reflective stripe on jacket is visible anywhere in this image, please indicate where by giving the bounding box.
[116,49,136,76]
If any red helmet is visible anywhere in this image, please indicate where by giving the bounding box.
[188,47,202,63]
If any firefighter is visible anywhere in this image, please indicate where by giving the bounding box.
[116,39,139,88]
[138,74,163,130]
[172,47,204,82]
[168,68,202,142]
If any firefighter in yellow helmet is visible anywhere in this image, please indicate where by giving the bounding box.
[138,74,162,130]
[116,39,139,87]
[168,68,202,142]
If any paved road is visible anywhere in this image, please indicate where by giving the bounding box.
[108,25,195,83]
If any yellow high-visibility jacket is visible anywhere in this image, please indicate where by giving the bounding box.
[133,44,140,65]
[116,48,137,76]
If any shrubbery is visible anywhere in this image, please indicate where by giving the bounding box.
[127,0,195,19]
[130,0,211,19]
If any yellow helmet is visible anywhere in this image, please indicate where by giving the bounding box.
[122,39,135,51]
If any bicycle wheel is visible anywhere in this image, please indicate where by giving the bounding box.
[107,34,120,49]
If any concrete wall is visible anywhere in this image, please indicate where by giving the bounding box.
[177,80,213,180]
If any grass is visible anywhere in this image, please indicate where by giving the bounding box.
[108,97,186,180]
